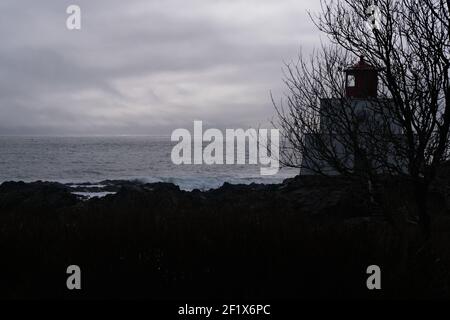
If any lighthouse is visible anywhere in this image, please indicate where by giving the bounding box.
[301,56,400,175]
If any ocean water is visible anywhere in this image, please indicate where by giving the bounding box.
[0,136,298,191]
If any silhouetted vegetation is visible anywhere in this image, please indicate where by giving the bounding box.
[274,0,450,237]
[1,174,450,299]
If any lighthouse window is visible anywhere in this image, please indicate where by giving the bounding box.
[347,74,355,87]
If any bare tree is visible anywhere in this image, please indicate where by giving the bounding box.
[274,0,450,236]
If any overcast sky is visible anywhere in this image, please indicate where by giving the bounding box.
[0,0,322,135]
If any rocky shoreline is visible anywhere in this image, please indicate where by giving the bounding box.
[0,176,449,299]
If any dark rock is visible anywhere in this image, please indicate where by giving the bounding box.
[0,175,449,299]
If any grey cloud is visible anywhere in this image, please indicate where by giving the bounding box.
[0,0,322,135]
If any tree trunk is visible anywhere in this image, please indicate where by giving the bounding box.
[414,180,431,238]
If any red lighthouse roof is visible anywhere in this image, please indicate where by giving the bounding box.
[345,56,379,98]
